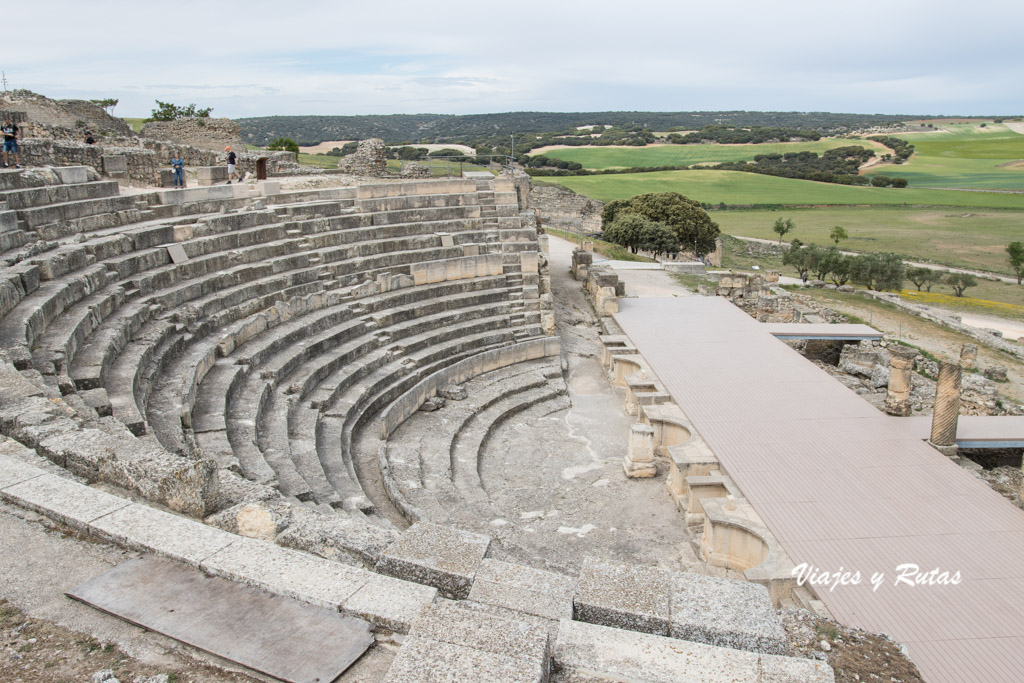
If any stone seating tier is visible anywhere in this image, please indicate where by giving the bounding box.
[0,452,835,681]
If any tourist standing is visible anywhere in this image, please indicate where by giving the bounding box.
[171,154,185,189]
[225,146,238,184]
[2,119,20,168]
[84,131,95,145]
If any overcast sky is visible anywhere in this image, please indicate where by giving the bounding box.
[4,1,1020,118]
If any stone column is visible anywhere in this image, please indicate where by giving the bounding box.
[710,237,723,267]
[960,344,978,370]
[884,346,918,416]
[929,361,961,455]
[623,423,657,478]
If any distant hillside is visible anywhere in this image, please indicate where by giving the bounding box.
[237,111,912,146]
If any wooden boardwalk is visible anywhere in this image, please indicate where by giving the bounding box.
[614,296,1024,683]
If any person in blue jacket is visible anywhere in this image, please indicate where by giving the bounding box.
[171,154,185,188]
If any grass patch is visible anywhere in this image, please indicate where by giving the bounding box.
[901,289,1024,322]
[121,117,145,133]
[544,228,655,262]
[533,169,1024,209]
[712,207,1024,278]
[296,153,340,169]
[670,273,703,291]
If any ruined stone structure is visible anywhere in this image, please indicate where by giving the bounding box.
[529,184,603,234]
[0,164,838,681]
[139,117,246,152]
[338,138,387,176]
[883,345,918,416]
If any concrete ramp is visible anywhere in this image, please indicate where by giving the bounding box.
[68,556,373,683]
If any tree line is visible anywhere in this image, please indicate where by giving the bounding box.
[236,111,913,147]
[666,125,822,145]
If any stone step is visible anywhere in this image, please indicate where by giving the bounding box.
[553,619,834,682]
[0,180,120,211]
[384,599,549,683]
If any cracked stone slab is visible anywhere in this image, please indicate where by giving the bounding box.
[201,536,372,610]
[342,572,437,633]
[0,473,130,529]
[573,557,671,635]
[670,573,787,655]
[89,503,237,568]
[375,522,491,599]
[0,451,46,489]
[411,599,550,668]
[468,558,575,621]
[383,635,544,683]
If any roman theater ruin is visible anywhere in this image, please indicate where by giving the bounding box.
[1,93,1023,682]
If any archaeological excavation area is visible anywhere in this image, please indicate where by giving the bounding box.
[0,162,844,682]
[2,104,1021,678]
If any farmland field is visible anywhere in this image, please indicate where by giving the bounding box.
[711,207,1024,278]
[864,123,1024,190]
[538,138,882,169]
[534,169,1024,209]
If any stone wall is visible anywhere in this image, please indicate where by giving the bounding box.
[139,117,246,152]
[529,184,604,234]
[15,138,295,184]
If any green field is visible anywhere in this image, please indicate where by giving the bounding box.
[539,139,880,169]
[122,117,145,132]
[712,207,1024,278]
[535,169,1024,209]
[864,123,1024,190]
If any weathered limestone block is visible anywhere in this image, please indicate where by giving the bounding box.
[468,558,576,621]
[520,250,539,274]
[670,573,786,654]
[884,346,918,416]
[624,423,657,478]
[553,619,834,682]
[406,600,550,677]
[595,285,618,315]
[196,166,228,186]
[574,557,671,635]
[960,343,978,370]
[383,635,542,683]
[438,384,467,401]
[206,501,292,541]
[342,573,437,633]
[101,154,127,176]
[276,506,400,568]
[375,522,491,599]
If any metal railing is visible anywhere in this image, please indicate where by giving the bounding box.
[388,154,514,178]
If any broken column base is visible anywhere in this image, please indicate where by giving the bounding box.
[928,441,959,458]
[883,398,912,417]
[622,457,657,478]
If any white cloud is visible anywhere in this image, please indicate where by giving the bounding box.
[6,0,1023,116]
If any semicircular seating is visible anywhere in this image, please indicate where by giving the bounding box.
[0,168,553,536]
